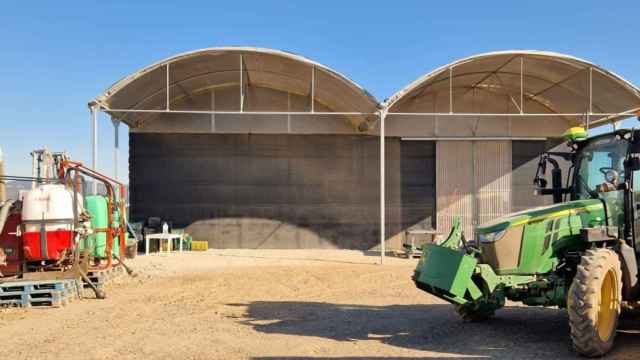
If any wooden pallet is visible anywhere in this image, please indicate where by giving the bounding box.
[0,279,80,308]
[83,266,125,289]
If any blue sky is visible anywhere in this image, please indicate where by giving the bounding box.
[1,1,639,180]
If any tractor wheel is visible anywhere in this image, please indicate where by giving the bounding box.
[568,248,622,357]
[621,301,640,319]
[455,302,494,322]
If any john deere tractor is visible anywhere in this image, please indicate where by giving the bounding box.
[414,127,640,356]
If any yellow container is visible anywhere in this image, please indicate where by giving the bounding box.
[191,240,208,251]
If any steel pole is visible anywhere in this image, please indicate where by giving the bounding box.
[0,146,5,202]
[112,118,120,181]
[379,110,386,264]
[91,106,98,194]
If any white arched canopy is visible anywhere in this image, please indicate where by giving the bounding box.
[88,48,640,263]
[91,47,380,132]
[383,50,640,137]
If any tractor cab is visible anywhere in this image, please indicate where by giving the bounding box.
[535,128,640,253]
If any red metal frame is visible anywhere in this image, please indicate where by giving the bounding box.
[58,160,127,271]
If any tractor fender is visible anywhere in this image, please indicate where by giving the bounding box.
[618,243,639,299]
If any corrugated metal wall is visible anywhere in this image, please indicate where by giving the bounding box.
[436,140,512,238]
[436,141,475,238]
[475,141,512,226]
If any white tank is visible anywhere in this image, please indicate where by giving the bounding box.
[22,184,79,233]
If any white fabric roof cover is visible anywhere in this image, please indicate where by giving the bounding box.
[91,47,379,130]
[384,50,640,127]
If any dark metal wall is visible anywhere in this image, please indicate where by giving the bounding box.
[129,133,435,249]
[512,139,566,212]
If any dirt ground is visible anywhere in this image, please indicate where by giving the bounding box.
[1,250,639,360]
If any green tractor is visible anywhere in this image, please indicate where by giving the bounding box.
[414,126,640,356]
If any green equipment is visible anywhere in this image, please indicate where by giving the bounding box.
[84,195,126,259]
[414,127,640,356]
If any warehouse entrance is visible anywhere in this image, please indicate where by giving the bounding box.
[435,140,512,238]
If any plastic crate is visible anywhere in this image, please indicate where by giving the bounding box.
[191,240,208,251]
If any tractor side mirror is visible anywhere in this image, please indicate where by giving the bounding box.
[630,130,640,154]
[625,157,640,171]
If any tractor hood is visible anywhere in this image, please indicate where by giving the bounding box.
[476,199,604,234]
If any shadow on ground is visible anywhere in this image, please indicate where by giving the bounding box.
[210,252,383,265]
[229,301,640,359]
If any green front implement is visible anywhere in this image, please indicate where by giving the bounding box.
[413,218,484,305]
[414,244,482,305]
[413,217,534,307]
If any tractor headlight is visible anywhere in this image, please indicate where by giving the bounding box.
[477,229,506,244]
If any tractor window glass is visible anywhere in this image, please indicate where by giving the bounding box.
[634,169,640,199]
[575,135,628,200]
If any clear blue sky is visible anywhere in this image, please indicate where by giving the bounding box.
[1,1,639,180]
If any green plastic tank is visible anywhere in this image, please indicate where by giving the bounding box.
[112,206,126,257]
[85,195,121,259]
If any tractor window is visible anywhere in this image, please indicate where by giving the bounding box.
[633,169,640,200]
[575,135,628,200]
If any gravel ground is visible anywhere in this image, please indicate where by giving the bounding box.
[0,249,638,359]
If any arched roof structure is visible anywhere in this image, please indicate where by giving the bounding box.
[384,50,640,129]
[91,47,380,131]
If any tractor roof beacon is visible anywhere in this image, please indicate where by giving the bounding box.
[413,126,640,357]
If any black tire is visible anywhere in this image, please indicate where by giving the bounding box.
[455,302,494,322]
[568,248,622,357]
[621,302,640,319]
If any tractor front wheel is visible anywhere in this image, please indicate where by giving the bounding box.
[568,248,622,357]
[455,302,495,322]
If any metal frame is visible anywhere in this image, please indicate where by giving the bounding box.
[379,109,387,263]
[89,49,640,266]
[386,112,637,117]
[402,137,548,141]
[111,118,120,181]
[311,65,315,113]
[90,101,640,266]
[99,108,375,116]
[90,105,98,195]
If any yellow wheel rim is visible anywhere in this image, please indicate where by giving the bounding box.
[597,269,618,342]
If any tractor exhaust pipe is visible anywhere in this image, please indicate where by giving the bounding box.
[0,146,6,203]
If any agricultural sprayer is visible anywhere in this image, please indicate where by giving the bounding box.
[0,150,134,298]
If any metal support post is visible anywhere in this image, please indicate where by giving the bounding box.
[90,105,98,195]
[449,67,453,114]
[379,109,387,264]
[311,66,315,113]
[587,67,593,135]
[240,55,244,112]
[112,118,120,181]
[589,67,593,115]
[210,90,216,132]
[520,57,524,114]
[287,92,291,133]
[0,146,5,202]
[166,63,170,111]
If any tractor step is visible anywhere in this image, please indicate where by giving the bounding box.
[0,278,80,308]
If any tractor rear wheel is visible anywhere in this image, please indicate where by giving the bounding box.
[568,248,622,357]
